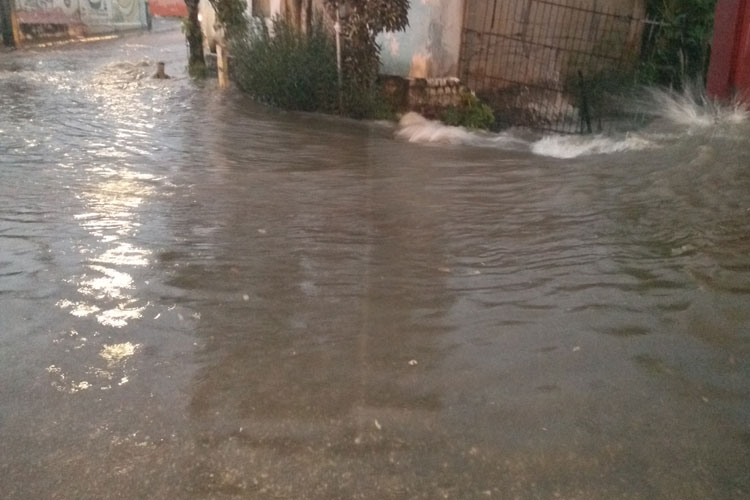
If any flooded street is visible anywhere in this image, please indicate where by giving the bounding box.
[1,25,750,499]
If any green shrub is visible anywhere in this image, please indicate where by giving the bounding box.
[440,90,495,130]
[232,16,339,113]
[340,82,395,120]
[232,16,395,119]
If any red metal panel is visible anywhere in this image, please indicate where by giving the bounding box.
[149,0,187,18]
[707,0,743,100]
[707,0,750,103]
[733,0,750,99]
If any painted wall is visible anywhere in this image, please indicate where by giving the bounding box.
[81,0,146,31]
[14,0,83,25]
[379,0,464,78]
[13,0,148,35]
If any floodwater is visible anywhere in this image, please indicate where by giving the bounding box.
[1,25,749,500]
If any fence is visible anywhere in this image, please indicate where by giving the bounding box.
[459,0,647,133]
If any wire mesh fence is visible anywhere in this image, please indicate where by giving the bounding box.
[459,0,649,134]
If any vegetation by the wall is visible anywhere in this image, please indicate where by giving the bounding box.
[440,89,495,131]
[209,0,248,40]
[322,1,410,104]
[232,10,400,119]
[639,0,715,88]
[233,17,339,112]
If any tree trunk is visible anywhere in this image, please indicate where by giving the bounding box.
[184,0,205,74]
[0,0,16,47]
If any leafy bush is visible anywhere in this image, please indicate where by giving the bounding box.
[440,90,495,130]
[209,0,248,41]
[340,84,394,119]
[323,0,410,97]
[232,15,395,118]
[232,16,340,113]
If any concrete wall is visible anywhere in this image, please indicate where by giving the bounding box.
[379,0,464,79]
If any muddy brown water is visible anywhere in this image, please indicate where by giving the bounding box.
[1,26,749,499]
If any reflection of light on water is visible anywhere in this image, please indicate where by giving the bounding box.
[97,302,146,328]
[93,242,151,267]
[46,364,93,394]
[43,341,140,393]
[52,166,153,392]
[89,367,114,381]
[66,169,156,328]
[80,264,134,299]
[56,299,101,317]
[45,57,177,396]
[76,173,155,240]
[100,342,140,364]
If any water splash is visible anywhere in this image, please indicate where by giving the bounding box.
[396,85,749,159]
[395,112,527,149]
[643,85,749,128]
[396,112,484,145]
[395,112,651,158]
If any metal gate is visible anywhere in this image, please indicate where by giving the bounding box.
[459,0,646,133]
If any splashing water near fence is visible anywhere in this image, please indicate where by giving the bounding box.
[395,86,750,158]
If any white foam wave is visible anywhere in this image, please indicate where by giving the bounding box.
[395,112,527,149]
[530,134,654,159]
[396,112,653,159]
[396,86,749,159]
[396,112,480,145]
